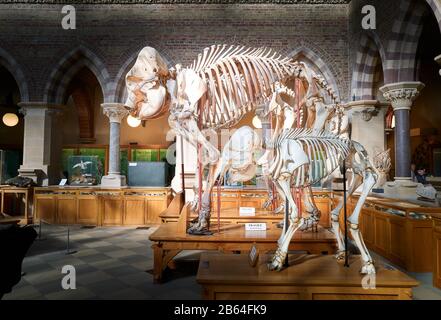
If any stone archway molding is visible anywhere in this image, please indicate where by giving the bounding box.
[351,33,386,101]
[0,47,30,102]
[43,45,111,104]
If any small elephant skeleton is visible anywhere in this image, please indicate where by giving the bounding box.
[125,45,378,274]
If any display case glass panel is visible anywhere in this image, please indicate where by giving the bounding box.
[67,155,103,186]
[131,149,160,162]
[61,148,76,177]
[79,148,106,170]
[120,148,129,177]
[0,149,22,183]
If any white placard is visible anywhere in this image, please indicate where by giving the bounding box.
[239,207,256,217]
[245,223,267,231]
[245,231,267,239]
[129,162,138,167]
[59,179,67,186]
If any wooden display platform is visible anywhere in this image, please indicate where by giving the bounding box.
[149,213,337,282]
[197,253,419,300]
[0,186,33,225]
[432,212,441,289]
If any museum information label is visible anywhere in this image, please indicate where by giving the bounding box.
[239,207,256,216]
[245,223,267,231]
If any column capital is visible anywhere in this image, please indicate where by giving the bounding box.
[345,100,389,122]
[379,82,425,111]
[18,102,65,116]
[101,103,129,123]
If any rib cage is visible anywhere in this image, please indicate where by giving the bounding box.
[271,128,351,187]
[188,45,296,129]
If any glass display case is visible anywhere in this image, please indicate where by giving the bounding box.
[0,149,22,184]
[67,155,103,186]
[333,193,437,272]
[62,144,172,185]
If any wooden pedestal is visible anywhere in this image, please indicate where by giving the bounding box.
[197,253,419,300]
[149,205,337,283]
[432,213,441,289]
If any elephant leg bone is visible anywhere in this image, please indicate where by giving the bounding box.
[188,163,221,234]
[299,185,321,232]
[348,170,377,274]
[331,172,362,260]
[269,179,304,271]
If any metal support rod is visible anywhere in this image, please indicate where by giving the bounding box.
[35,219,46,241]
[343,162,349,268]
[217,181,221,234]
[180,135,186,203]
[283,197,289,267]
[66,224,77,255]
[217,135,221,234]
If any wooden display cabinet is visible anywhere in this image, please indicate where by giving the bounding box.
[34,187,172,227]
[432,213,441,289]
[332,194,436,272]
[77,190,100,225]
[0,186,34,224]
[162,187,332,228]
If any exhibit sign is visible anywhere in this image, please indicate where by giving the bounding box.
[239,207,256,217]
[245,223,267,231]
[248,244,259,267]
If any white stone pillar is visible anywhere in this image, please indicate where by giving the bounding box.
[171,135,197,201]
[380,82,424,182]
[347,100,389,159]
[101,103,128,188]
[18,103,65,186]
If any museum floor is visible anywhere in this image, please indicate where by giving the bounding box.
[3,225,441,300]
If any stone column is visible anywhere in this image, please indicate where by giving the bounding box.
[101,103,128,188]
[380,82,425,182]
[18,102,65,186]
[171,135,197,200]
[346,100,389,159]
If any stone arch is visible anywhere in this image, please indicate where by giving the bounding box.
[43,46,111,104]
[426,0,441,32]
[0,47,30,102]
[351,33,386,101]
[288,46,341,102]
[385,0,428,82]
[112,45,175,104]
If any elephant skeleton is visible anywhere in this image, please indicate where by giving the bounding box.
[175,46,332,232]
[267,128,378,274]
[125,44,378,274]
[125,45,339,233]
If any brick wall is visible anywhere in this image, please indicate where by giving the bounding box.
[0,3,351,102]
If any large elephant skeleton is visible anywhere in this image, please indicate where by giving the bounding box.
[125,45,336,233]
[124,44,377,274]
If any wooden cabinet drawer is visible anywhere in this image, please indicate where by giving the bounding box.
[434,219,441,233]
